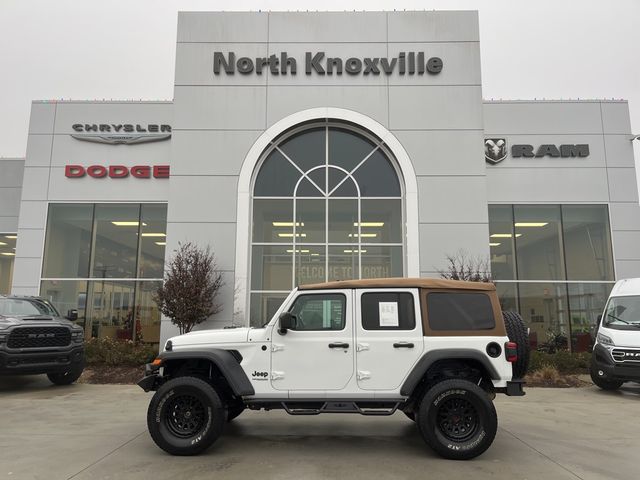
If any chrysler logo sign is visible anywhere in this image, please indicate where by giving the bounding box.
[485,139,590,164]
[71,124,172,145]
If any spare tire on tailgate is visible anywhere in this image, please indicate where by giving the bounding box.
[502,311,530,378]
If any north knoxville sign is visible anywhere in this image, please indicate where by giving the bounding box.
[213,52,443,75]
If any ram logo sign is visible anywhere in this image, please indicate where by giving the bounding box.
[484,138,507,164]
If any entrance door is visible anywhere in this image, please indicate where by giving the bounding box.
[355,289,424,391]
[270,291,353,391]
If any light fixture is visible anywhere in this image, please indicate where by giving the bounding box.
[273,222,304,227]
[489,243,501,247]
[4,235,16,239]
[278,233,307,238]
[286,249,310,253]
[343,249,367,253]
[353,222,384,227]
[348,233,377,238]
[111,221,147,227]
[490,233,522,238]
[514,222,548,227]
[0,242,6,246]
[0,252,15,256]
[141,233,166,237]
[155,241,167,246]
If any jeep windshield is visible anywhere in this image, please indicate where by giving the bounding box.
[0,298,53,317]
[603,296,640,330]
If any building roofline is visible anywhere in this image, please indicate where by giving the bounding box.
[483,99,627,104]
[32,100,173,104]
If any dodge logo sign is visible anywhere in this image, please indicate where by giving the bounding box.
[484,138,507,164]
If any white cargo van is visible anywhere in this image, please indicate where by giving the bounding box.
[591,278,640,390]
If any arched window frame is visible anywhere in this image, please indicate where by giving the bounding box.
[234,108,420,326]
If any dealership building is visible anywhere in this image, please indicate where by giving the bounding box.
[0,10,638,351]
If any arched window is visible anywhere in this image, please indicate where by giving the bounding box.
[249,121,405,326]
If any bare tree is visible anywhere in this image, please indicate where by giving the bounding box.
[154,242,224,334]
[438,250,492,283]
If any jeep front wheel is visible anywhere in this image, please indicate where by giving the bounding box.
[417,379,497,460]
[147,376,225,455]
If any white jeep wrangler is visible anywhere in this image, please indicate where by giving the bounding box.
[139,278,529,460]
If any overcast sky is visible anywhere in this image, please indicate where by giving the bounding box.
[1,0,639,182]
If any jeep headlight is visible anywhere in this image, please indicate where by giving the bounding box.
[597,332,615,347]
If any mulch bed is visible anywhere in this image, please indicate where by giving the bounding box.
[524,372,590,388]
[79,365,144,385]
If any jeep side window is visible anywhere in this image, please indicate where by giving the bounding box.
[426,292,495,330]
[288,294,346,331]
[361,292,416,330]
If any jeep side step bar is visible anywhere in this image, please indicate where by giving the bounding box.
[281,401,401,416]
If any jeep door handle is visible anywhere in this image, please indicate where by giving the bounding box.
[393,342,414,348]
[328,342,350,349]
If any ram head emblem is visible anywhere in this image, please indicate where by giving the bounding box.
[484,138,508,164]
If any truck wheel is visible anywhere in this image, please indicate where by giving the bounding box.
[503,311,530,378]
[47,362,84,385]
[147,376,225,455]
[590,362,623,391]
[417,379,497,460]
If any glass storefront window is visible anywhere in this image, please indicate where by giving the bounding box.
[568,283,613,352]
[0,233,17,294]
[488,205,517,280]
[41,203,167,344]
[249,122,405,320]
[514,205,565,281]
[495,282,518,312]
[43,204,93,278]
[562,205,614,281]
[138,204,168,279]
[518,282,570,352]
[91,204,140,279]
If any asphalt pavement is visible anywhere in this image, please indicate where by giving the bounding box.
[0,375,638,480]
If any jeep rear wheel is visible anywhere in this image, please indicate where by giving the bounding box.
[503,311,530,378]
[147,376,225,455]
[417,379,497,460]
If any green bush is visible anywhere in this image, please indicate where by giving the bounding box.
[84,337,157,366]
[528,350,592,374]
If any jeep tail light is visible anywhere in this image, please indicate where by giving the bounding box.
[505,342,518,363]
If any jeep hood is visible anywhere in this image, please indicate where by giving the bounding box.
[168,327,251,348]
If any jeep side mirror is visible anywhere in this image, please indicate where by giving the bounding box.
[66,309,78,321]
[278,312,297,335]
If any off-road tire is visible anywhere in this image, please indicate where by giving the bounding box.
[417,379,497,460]
[590,362,623,391]
[147,376,225,455]
[503,311,530,378]
[227,402,245,422]
[47,362,84,385]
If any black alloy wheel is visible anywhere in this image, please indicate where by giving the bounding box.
[147,376,225,455]
[436,397,479,442]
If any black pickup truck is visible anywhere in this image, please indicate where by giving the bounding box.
[0,296,85,385]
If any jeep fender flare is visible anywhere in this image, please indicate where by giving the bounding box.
[159,350,255,396]
[400,349,500,397]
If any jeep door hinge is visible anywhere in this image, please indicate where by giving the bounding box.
[357,370,371,381]
[272,344,284,352]
[356,343,370,352]
[271,371,285,380]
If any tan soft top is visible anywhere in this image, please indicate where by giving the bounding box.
[298,277,496,291]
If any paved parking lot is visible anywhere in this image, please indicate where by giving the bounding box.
[0,376,638,480]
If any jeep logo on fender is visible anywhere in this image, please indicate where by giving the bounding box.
[251,370,269,380]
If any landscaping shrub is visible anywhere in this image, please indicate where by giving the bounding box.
[528,350,592,374]
[84,337,157,366]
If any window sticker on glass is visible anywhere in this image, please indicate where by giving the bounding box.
[379,302,399,327]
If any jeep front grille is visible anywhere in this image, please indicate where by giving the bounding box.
[7,327,71,349]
